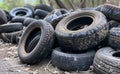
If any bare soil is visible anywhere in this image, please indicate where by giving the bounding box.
[0,40,96,74]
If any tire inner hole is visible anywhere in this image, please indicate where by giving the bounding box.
[67,17,93,31]
[113,52,120,58]
[25,28,41,53]
[16,11,26,16]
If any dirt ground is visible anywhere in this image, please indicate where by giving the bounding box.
[0,39,96,74]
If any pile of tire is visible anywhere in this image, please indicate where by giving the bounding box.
[93,4,120,74]
[0,3,120,73]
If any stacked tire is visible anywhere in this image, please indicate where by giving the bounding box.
[1,3,120,74]
[51,10,108,71]
[0,4,54,44]
[93,4,120,74]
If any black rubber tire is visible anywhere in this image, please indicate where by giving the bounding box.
[98,20,120,47]
[0,9,7,25]
[0,23,23,33]
[26,34,40,53]
[108,20,120,29]
[18,20,54,64]
[34,9,49,19]
[1,31,22,44]
[51,47,95,71]
[10,7,33,18]
[44,14,58,24]
[98,21,120,47]
[93,47,120,74]
[95,4,120,21]
[3,10,12,21]
[44,9,68,25]
[51,13,69,28]
[55,10,108,51]
[35,4,53,12]
[108,27,120,49]
[24,4,34,13]
[23,18,36,26]
[11,17,26,23]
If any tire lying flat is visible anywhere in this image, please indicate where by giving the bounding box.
[95,4,120,21]
[18,20,54,64]
[34,9,49,19]
[93,47,120,74]
[0,23,23,33]
[55,10,108,51]
[51,47,95,71]
[23,18,36,26]
[10,7,33,18]
[35,4,53,12]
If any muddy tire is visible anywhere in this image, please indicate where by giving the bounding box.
[108,27,120,49]
[55,10,108,51]
[51,47,95,71]
[0,23,23,33]
[93,47,120,74]
[95,4,120,21]
[18,20,54,64]
[35,4,53,12]
[10,7,33,18]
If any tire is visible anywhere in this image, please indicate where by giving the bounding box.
[44,14,58,24]
[35,4,53,12]
[26,34,40,53]
[51,47,95,71]
[18,20,54,64]
[0,9,7,25]
[24,4,34,13]
[0,23,23,33]
[95,4,120,21]
[34,9,49,19]
[108,27,120,49]
[51,13,69,28]
[23,18,36,26]
[11,17,26,23]
[3,10,12,21]
[1,31,22,44]
[108,20,120,29]
[93,47,120,74]
[55,10,108,51]
[10,7,33,18]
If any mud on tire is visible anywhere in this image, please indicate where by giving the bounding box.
[55,10,108,51]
